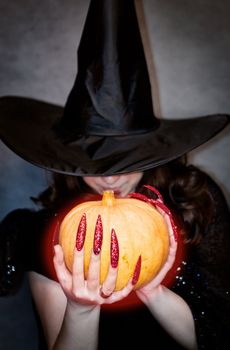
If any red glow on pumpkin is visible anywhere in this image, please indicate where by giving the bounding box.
[40,193,185,312]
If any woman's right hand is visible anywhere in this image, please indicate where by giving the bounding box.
[53,243,134,307]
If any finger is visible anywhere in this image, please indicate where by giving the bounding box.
[100,265,118,297]
[100,228,119,298]
[164,213,178,243]
[155,238,178,282]
[72,213,87,290]
[164,213,173,235]
[72,248,85,290]
[53,244,72,291]
[101,254,140,304]
[106,280,134,304]
[87,215,103,291]
[166,235,178,266]
[169,232,178,252]
[87,251,101,291]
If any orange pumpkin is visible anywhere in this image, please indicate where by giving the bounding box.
[59,190,169,290]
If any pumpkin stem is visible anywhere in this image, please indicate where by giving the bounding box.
[102,190,116,206]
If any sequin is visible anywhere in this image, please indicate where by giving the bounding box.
[76,213,87,251]
[93,215,103,255]
[110,229,119,268]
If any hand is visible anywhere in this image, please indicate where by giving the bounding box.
[136,208,178,304]
[53,243,134,306]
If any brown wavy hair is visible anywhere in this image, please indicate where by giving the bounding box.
[32,156,214,245]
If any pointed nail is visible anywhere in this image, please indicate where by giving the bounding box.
[170,217,178,242]
[76,213,87,251]
[154,201,178,242]
[53,220,60,246]
[143,185,164,203]
[132,255,142,285]
[93,214,103,255]
[111,229,119,268]
[129,192,149,202]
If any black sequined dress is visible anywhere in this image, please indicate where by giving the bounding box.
[1,176,230,349]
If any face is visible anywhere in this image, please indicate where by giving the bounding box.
[83,172,143,197]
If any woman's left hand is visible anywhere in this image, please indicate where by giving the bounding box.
[136,208,178,303]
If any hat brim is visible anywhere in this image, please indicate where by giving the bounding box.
[0,96,229,176]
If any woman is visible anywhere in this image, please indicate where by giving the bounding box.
[0,0,229,349]
[1,158,229,349]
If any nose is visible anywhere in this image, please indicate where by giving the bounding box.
[103,176,120,185]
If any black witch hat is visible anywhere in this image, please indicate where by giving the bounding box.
[0,0,229,176]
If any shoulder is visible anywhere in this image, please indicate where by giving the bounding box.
[0,209,33,295]
[0,208,51,252]
[0,208,53,239]
[0,208,54,240]
[1,208,36,230]
[0,208,52,295]
[1,207,51,225]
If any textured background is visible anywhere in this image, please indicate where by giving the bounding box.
[0,0,229,349]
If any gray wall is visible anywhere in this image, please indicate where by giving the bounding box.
[0,0,89,220]
[144,0,230,201]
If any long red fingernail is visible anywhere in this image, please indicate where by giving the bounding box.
[132,255,142,285]
[161,204,178,242]
[152,201,178,242]
[129,192,149,202]
[93,215,103,255]
[111,229,119,268]
[170,217,178,242]
[53,220,60,246]
[143,185,164,202]
[76,213,87,251]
